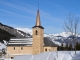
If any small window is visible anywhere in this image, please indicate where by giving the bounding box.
[14,47,15,50]
[21,47,23,50]
[35,30,38,35]
[45,48,47,51]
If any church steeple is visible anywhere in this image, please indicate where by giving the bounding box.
[36,9,41,26]
[33,8,44,29]
[32,6,44,54]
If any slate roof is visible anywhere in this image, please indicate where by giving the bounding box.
[7,37,58,47]
[32,26,44,29]
[44,37,58,47]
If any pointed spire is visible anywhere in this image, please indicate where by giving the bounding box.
[35,4,41,26]
[33,4,44,29]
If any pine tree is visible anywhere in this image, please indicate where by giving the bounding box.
[61,43,63,50]
[78,43,80,50]
[68,43,72,50]
[65,43,68,50]
[75,42,79,50]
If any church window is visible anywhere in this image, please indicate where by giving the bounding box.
[21,47,23,50]
[14,47,15,50]
[35,30,38,35]
[45,48,47,51]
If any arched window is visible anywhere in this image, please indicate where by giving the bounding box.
[35,30,38,35]
[45,48,47,51]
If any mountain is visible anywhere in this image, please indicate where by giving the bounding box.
[16,28,73,37]
[0,23,31,41]
[16,28,32,35]
[16,28,80,47]
[0,28,15,41]
[0,22,80,46]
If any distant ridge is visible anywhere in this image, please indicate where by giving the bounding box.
[0,22,31,41]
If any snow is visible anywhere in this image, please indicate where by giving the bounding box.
[10,38,32,40]
[73,53,80,60]
[16,28,32,35]
[8,43,32,44]
[16,28,73,37]
[5,59,12,60]
[13,51,80,60]
[1,58,12,60]
[8,38,32,45]
[48,32,72,38]
[0,42,6,51]
[17,30,24,36]
[15,28,80,46]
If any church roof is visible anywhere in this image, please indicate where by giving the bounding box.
[7,38,32,46]
[7,37,58,47]
[44,37,58,47]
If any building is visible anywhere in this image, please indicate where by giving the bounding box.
[7,8,58,57]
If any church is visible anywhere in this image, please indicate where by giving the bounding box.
[7,8,58,57]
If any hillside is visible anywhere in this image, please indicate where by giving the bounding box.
[0,22,31,41]
[0,28,15,41]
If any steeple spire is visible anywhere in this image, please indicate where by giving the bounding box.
[36,9,41,26]
[33,4,44,29]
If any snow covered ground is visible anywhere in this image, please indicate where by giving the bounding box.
[0,41,6,52]
[0,40,80,60]
[73,53,80,60]
[0,58,12,60]
[13,51,80,60]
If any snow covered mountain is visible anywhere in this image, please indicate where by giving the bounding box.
[16,28,72,37]
[16,28,32,35]
[16,28,80,46]
[49,32,72,37]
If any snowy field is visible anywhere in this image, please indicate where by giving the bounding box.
[12,51,80,60]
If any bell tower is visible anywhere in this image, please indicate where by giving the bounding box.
[32,8,44,54]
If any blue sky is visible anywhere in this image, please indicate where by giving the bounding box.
[0,0,80,34]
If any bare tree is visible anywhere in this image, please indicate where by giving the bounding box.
[64,14,80,55]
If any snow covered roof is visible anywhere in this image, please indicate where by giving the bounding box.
[7,37,58,47]
[7,38,32,46]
